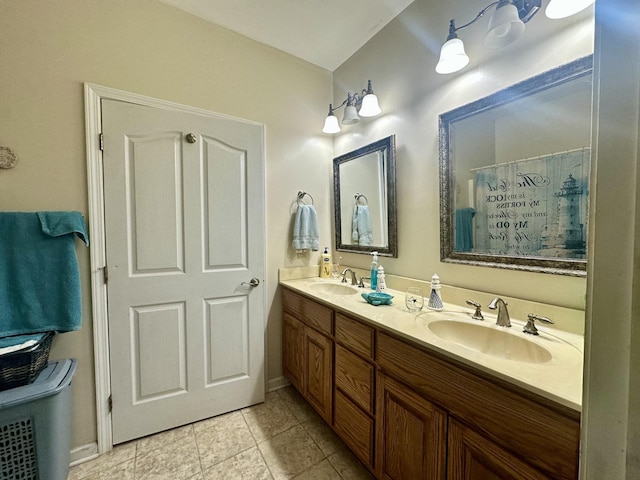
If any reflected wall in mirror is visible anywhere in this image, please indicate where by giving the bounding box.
[334,135,397,257]
[440,55,593,276]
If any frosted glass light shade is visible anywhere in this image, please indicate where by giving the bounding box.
[322,114,341,134]
[545,0,594,19]
[484,2,525,49]
[342,105,360,125]
[359,94,381,117]
[436,37,470,74]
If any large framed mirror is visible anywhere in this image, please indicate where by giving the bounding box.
[334,135,397,257]
[440,55,593,276]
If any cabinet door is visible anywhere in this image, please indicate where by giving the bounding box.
[448,418,550,480]
[376,373,446,480]
[282,312,305,393]
[304,326,333,423]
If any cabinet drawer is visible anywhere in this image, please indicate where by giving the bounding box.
[282,288,333,335]
[335,313,374,360]
[377,332,580,480]
[335,344,374,415]
[333,389,374,471]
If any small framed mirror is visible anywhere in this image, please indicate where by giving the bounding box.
[439,56,592,276]
[334,135,397,257]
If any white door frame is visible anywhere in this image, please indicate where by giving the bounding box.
[84,83,266,453]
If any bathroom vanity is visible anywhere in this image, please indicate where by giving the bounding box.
[280,275,582,479]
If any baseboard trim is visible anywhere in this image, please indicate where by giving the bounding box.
[267,376,290,392]
[70,442,99,466]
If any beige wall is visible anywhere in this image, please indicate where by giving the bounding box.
[0,0,333,449]
[332,0,594,310]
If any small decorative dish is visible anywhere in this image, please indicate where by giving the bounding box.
[361,292,394,306]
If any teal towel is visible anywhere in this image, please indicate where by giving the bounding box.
[455,208,475,252]
[0,211,89,336]
[292,205,319,251]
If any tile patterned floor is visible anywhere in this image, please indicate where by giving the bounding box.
[68,386,375,480]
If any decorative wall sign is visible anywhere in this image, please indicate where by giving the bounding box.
[0,147,18,169]
[472,148,589,259]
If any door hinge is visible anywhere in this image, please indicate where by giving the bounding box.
[99,133,104,151]
[102,265,108,284]
[108,395,112,413]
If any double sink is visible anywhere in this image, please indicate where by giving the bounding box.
[308,280,574,366]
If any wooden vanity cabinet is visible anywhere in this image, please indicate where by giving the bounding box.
[282,289,333,423]
[377,332,580,480]
[281,287,581,480]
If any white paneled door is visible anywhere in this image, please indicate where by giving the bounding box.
[101,99,265,444]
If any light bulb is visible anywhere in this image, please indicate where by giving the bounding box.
[545,0,594,19]
[322,114,340,134]
[436,37,470,74]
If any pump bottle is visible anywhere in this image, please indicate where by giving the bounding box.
[320,247,332,278]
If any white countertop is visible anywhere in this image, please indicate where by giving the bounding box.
[280,276,584,412]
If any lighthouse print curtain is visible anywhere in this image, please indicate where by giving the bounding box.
[473,148,589,259]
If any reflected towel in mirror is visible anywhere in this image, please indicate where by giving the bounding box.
[455,207,475,252]
[352,205,373,246]
[292,204,319,251]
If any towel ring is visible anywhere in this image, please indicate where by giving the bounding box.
[354,193,368,205]
[297,191,314,205]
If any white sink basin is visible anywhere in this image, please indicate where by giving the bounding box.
[427,320,552,364]
[308,283,358,296]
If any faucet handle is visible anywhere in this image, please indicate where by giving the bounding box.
[466,299,484,321]
[523,313,554,335]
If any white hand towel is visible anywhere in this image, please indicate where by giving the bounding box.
[293,204,320,251]
[352,205,373,246]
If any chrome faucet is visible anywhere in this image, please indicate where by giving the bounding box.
[341,268,358,285]
[488,297,511,327]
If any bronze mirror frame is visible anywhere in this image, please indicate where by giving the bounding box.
[334,135,397,257]
[439,55,593,276]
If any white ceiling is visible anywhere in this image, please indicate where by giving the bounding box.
[158,0,415,71]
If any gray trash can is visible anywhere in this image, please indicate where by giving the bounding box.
[0,359,77,480]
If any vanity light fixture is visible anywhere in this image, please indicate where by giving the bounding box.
[436,0,541,74]
[322,80,381,134]
[436,0,595,74]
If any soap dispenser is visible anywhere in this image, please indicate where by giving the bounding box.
[320,247,332,278]
[427,274,444,311]
[370,251,379,290]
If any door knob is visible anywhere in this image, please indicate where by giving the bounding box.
[185,133,197,143]
[241,278,260,287]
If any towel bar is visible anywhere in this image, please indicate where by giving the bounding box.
[297,191,314,205]
[354,193,368,205]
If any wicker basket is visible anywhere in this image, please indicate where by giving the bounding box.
[0,332,54,392]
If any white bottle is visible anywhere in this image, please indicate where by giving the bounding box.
[376,265,386,292]
[320,247,332,278]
